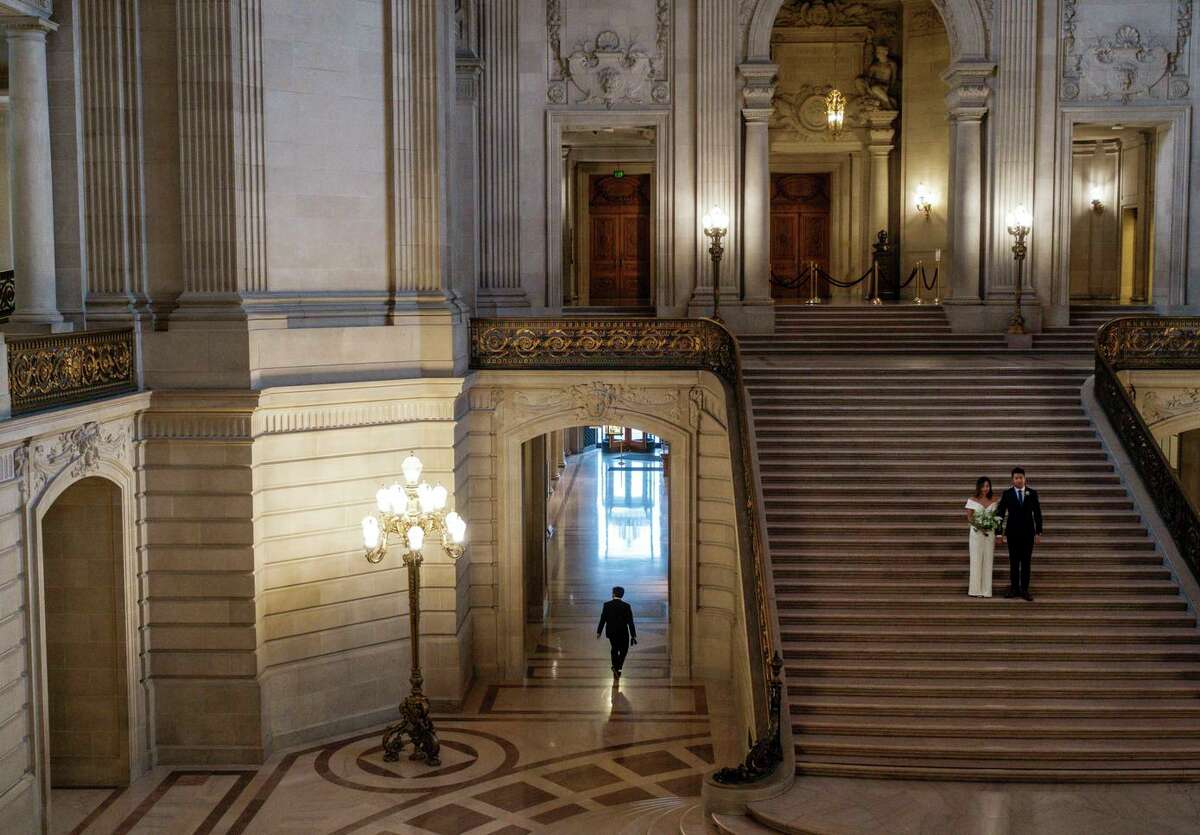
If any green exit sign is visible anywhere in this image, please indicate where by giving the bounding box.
[613,169,625,178]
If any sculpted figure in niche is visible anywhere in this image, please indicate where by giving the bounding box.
[856,44,899,110]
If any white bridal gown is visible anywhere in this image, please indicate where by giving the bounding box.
[965,498,998,597]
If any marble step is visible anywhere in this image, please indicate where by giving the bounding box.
[788,694,1200,720]
[773,564,1167,580]
[775,596,1189,613]
[780,627,1200,645]
[785,677,1200,697]
[770,551,1165,565]
[792,735,1200,763]
[781,643,1200,664]
[786,660,1200,681]
[792,715,1200,739]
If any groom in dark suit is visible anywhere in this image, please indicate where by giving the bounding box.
[596,586,637,680]
[996,466,1043,601]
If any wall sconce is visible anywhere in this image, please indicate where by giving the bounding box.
[1090,186,1104,214]
[915,183,933,220]
[825,88,846,138]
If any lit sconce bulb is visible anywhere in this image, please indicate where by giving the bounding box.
[824,88,846,137]
[1006,204,1033,234]
[417,483,437,514]
[445,511,467,544]
[401,452,423,486]
[407,525,425,552]
[431,483,448,512]
[376,487,391,513]
[361,516,381,549]
[915,184,933,219]
[702,205,729,234]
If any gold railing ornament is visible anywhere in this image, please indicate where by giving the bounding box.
[361,453,467,766]
[1095,317,1200,583]
[470,317,785,782]
[7,328,137,415]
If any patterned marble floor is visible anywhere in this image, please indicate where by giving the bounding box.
[51,446,735,834]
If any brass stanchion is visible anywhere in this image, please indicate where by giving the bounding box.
[810,261,821,305]
[933,263,942,305]
[914,259,925,305]
[870,260,882,305]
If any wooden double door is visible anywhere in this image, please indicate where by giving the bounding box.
[769,173,832,301]
[587,174,652,307]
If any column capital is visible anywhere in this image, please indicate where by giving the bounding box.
[942,60,994,118]
[0,14,56,37]
[865,109,898,148]
[739,61,778,114]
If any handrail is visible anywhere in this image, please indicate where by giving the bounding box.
[6,328,138,416]
[1095,317,1200,582]
[470,317,786,782]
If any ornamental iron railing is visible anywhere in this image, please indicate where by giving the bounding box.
[7,328,138,416]
[0,270,14,321]
[1095,317,1200,582]
[470,317,786,784]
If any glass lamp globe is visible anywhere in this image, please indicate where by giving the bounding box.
[407,525,425,551]
[431,483,448,511]
[1006,204,1033,232]
[702,205,729,234]
[401,453,424,486]
[445,511,467,544]
[362,516,381,549]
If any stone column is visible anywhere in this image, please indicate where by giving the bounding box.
[690,0,738,317]
[3,16,67,330]
[866,110,898,243]
[942,63,993,306]
[0,103,11,271]
[737,63,776,334]
[987,0,1037,304]
[477,0,528,312]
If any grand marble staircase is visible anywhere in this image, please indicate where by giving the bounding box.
[740,306,1200,782]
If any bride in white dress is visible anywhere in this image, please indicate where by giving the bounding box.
[965,476,998,598]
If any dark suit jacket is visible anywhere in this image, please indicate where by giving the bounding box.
[597,599,636,642]
[995,486,1043,539]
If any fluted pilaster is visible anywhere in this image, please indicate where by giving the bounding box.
[988,0,1036,296]
[693,0,738,309]
[386,0,454,299]
[78,0,149,321]
[477,0,526,310]
[175,0,266,313]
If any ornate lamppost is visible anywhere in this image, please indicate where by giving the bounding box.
[1005,204,1033,335]
[361,452,467,765]
[702,205,729,323]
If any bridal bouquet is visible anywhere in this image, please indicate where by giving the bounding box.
[970,509,1002,536]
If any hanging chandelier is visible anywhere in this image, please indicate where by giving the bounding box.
[825,88,846,138]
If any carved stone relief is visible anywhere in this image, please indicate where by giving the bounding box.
[18,419,134,502]
[547,0,672,106]
[490,383,694,430]
[1062,1,1192,102]
[774,0,900,42]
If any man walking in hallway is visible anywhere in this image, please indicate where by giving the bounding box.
[597,586,637,680]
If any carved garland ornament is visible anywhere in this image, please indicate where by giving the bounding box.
[1062,1,1192,102]
[547,0,672,106]
[16,419,133,501]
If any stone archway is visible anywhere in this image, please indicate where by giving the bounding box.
[744,0,990,64]
[740,0,994,317]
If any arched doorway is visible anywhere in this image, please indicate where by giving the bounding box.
[520,427,670,680]
[40,477,130,816]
